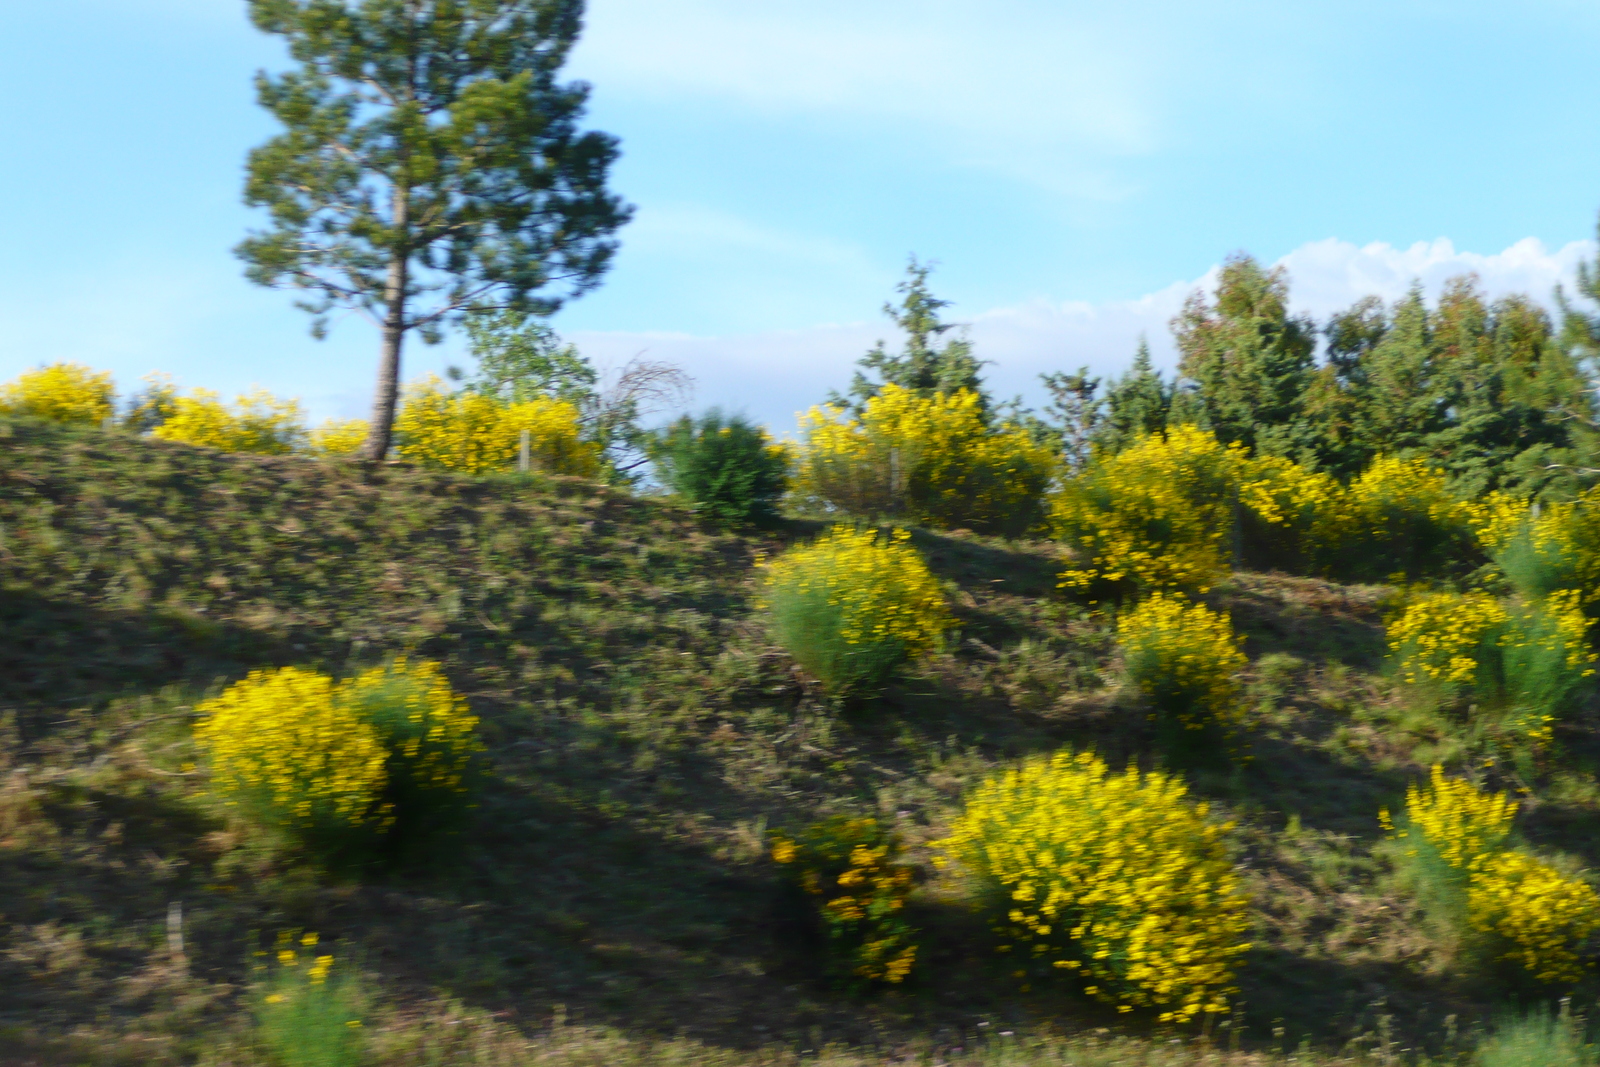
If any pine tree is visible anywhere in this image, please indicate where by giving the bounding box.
[238,0,632,460]
[1172,254,1316,459]
[1322,276,1595,496]
[1552,213,1600,477]
[1093,338,1172,453]
[840,260,987,414]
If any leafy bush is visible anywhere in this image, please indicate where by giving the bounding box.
[650,410,790,528]
[338,657,482,842]
[1383,767,1600,984]
[938,750,1251,1024]
[1387,592,1595,750]
[792,385,1054,537]
[308,418,370,457]
[762,526,952,695]
[194,661,481,862]
[151,387,307,454]
[255,931,366,1067]
[0,362,116,425]
[394,375,600,476]
[769,816,918,988]
[1117,592,1247,748]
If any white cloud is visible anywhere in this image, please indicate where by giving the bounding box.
[570,235,1598,435]
[1276,236,1592,317]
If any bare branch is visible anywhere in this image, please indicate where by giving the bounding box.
[602,354,694,423]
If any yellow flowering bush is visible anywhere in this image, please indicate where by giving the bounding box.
[1484,491,1600,638]
[770,816,918,988]
[938,751,1251,1023]
[1117,593,1247,745]
[151,387,307,455]
[791,385,1055,537]
[393,376,600,477]
[1383,765,1516,869]
[195,667,389,848]
[339,657,483,839]
[762,526,953,694]
[0,362,116,425]
[308,418,370,457]
[1051,424,1333,597]
[1052,426,1245,596]
[1387,592,1595,749]
[1311,456,1477,581]
[195,660,481,859]
[1382,767,1599,984]
[1469,851,1600,985]
[1464,490,1533,555]
[256,931,364,1067]
[1387,592,1511,688]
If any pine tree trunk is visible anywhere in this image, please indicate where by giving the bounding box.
[363,197,411,461]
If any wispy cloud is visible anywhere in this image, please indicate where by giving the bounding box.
[572,0,1163,200]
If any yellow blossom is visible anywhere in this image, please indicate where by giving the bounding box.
[790,385,1055,536]
[393,375,600,476]
[939,751,1251,1024]
[152,387,306,454]
[0,363,115,425]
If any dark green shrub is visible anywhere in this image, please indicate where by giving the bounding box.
[650,409,789,527]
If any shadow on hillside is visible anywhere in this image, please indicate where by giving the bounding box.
[0,784,220,1023]
[1217,576,1388,670]
[1240,946,1465,1057]
[910,530,1061,601]
[1239,734,1408,839]
[0,588,298,737]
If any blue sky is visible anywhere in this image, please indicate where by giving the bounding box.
[4,0,1600,432]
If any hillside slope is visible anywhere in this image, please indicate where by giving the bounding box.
[1,417,1595,1064]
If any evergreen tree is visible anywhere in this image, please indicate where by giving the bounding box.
[1172,254,1317,459]
[1038,367,1102,468]
[1427,283,1587,497]
[460,309,597,406]
[1319,276,1595,496]
[1553,214,1600,476]
[1093,338,1172,453]
[238,0,632,460]
[840,260,986,414]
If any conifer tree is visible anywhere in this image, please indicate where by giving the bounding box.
[237,0,632,460]
[841,260,986,414]
[1172,255,1316,459]
[1094,338,1171,453]
[1320,277,1595,495]
[1553,215,1600,474]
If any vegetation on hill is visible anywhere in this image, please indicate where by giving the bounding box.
[5,411,1600,1065]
